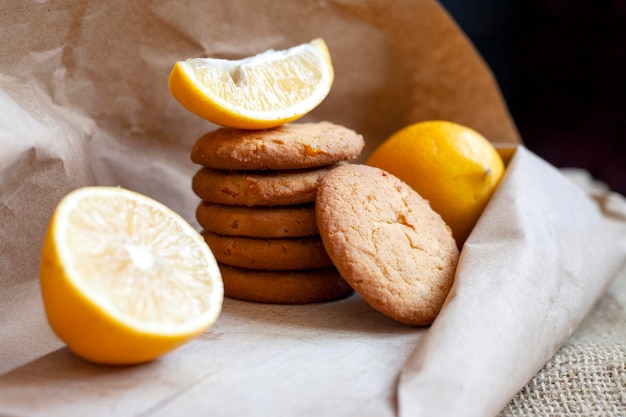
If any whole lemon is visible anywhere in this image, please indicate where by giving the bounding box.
[366,120,505,246]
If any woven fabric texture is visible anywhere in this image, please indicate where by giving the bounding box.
[499,172,626,416]
[499,261,626,416]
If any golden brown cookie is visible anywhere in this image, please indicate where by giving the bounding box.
[192,165,339,207]
[202,232,333,270]
[218,264,354,304]
[315,164,460,326]
[190,122,364,170]
[196,202,319,238]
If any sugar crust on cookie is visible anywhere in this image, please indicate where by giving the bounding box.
[192,164,339,206]
[196,202,319,238]
[218,264,354,304]
[316,164,460,326]
[202,232,334,270]
[190,121,365,170]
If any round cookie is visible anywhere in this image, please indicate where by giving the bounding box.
[196,202,319,238]
[190,122,364,170]
[315,164,460,326]
[192,164,339,206]
[218,264,354,304]
[202,232,333,270]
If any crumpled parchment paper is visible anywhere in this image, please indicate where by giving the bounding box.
[1,1,624,416]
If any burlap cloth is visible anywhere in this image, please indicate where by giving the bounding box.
[500,170,626,416]
[501,276,626,416]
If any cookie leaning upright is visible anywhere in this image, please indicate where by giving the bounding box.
[316,164,460,325]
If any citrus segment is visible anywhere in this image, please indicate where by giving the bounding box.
[168,38,334,129]
[366,120,505,246]
[40,186,223,365]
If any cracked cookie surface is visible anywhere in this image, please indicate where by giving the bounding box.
[192,164,339,206]
[316,164,459,325]
[190,121,364,170]
[196,202,318,237]
[202,232,333,270]
[218,264,353,304]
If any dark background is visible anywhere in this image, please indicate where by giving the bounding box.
[439,0,626,195]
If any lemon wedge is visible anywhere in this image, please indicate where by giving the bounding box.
[168,38,334,129]
[39,186,223,365]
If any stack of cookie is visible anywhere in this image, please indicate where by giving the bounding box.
[190,121,365,304]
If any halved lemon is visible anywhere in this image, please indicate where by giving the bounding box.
[168,38,334,129]
[39,186,223,365]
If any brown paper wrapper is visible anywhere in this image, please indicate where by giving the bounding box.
[1,1,624,416]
